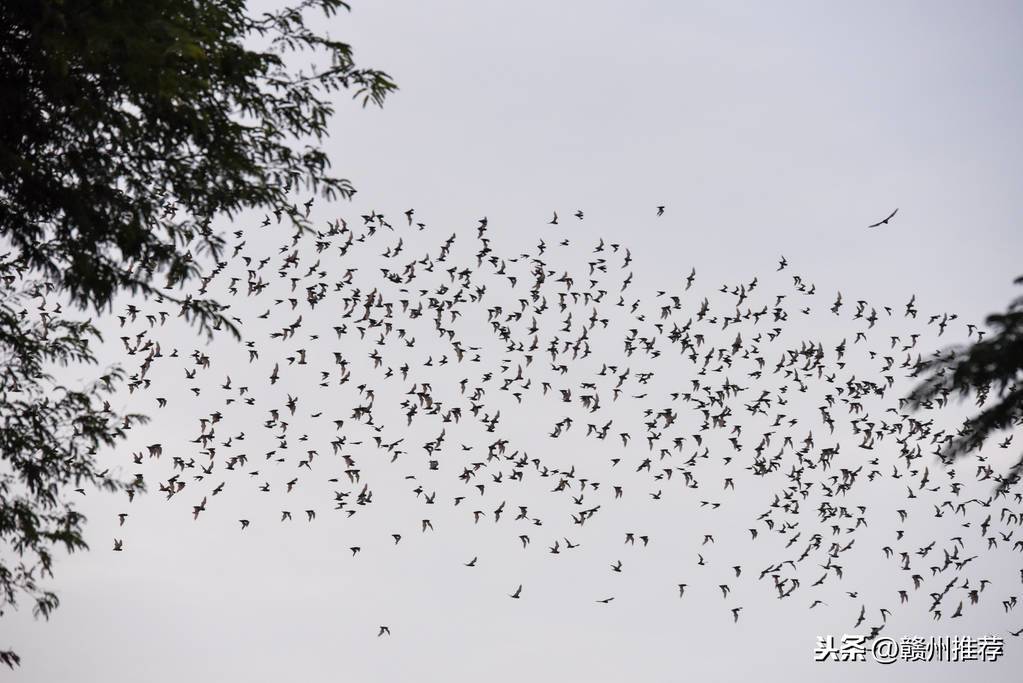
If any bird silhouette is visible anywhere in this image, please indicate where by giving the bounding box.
[104,201,1022,644]
[867,208,898,228]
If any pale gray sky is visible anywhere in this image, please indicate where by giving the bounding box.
[8,2,1023,681]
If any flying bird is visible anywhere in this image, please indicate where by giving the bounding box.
[867,208,898,228]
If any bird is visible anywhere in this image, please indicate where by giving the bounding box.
[103,199,1022,647]
[867,208,898,228]
[510,585,522,599]
[378,626,390,637]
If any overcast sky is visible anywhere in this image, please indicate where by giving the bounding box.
[9,2,1023,681]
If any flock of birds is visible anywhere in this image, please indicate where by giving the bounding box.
[82,202,1023,642]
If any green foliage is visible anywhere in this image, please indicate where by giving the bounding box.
[0,0,395,328]
[909,276,1023,490]
[0,253,146,664]
[0,0,393,665]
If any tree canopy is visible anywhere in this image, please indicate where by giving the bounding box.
[0,256,145,669]
[0,0,393,666]
[909,276,1023,491]
[1,0,395,326]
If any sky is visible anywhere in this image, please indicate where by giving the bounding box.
[8,1,1023,681]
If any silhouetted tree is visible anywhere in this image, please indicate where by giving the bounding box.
[0,0,394,665]
[909,276,1023,492]
[0,256,147,669]
[1,0,394,322]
